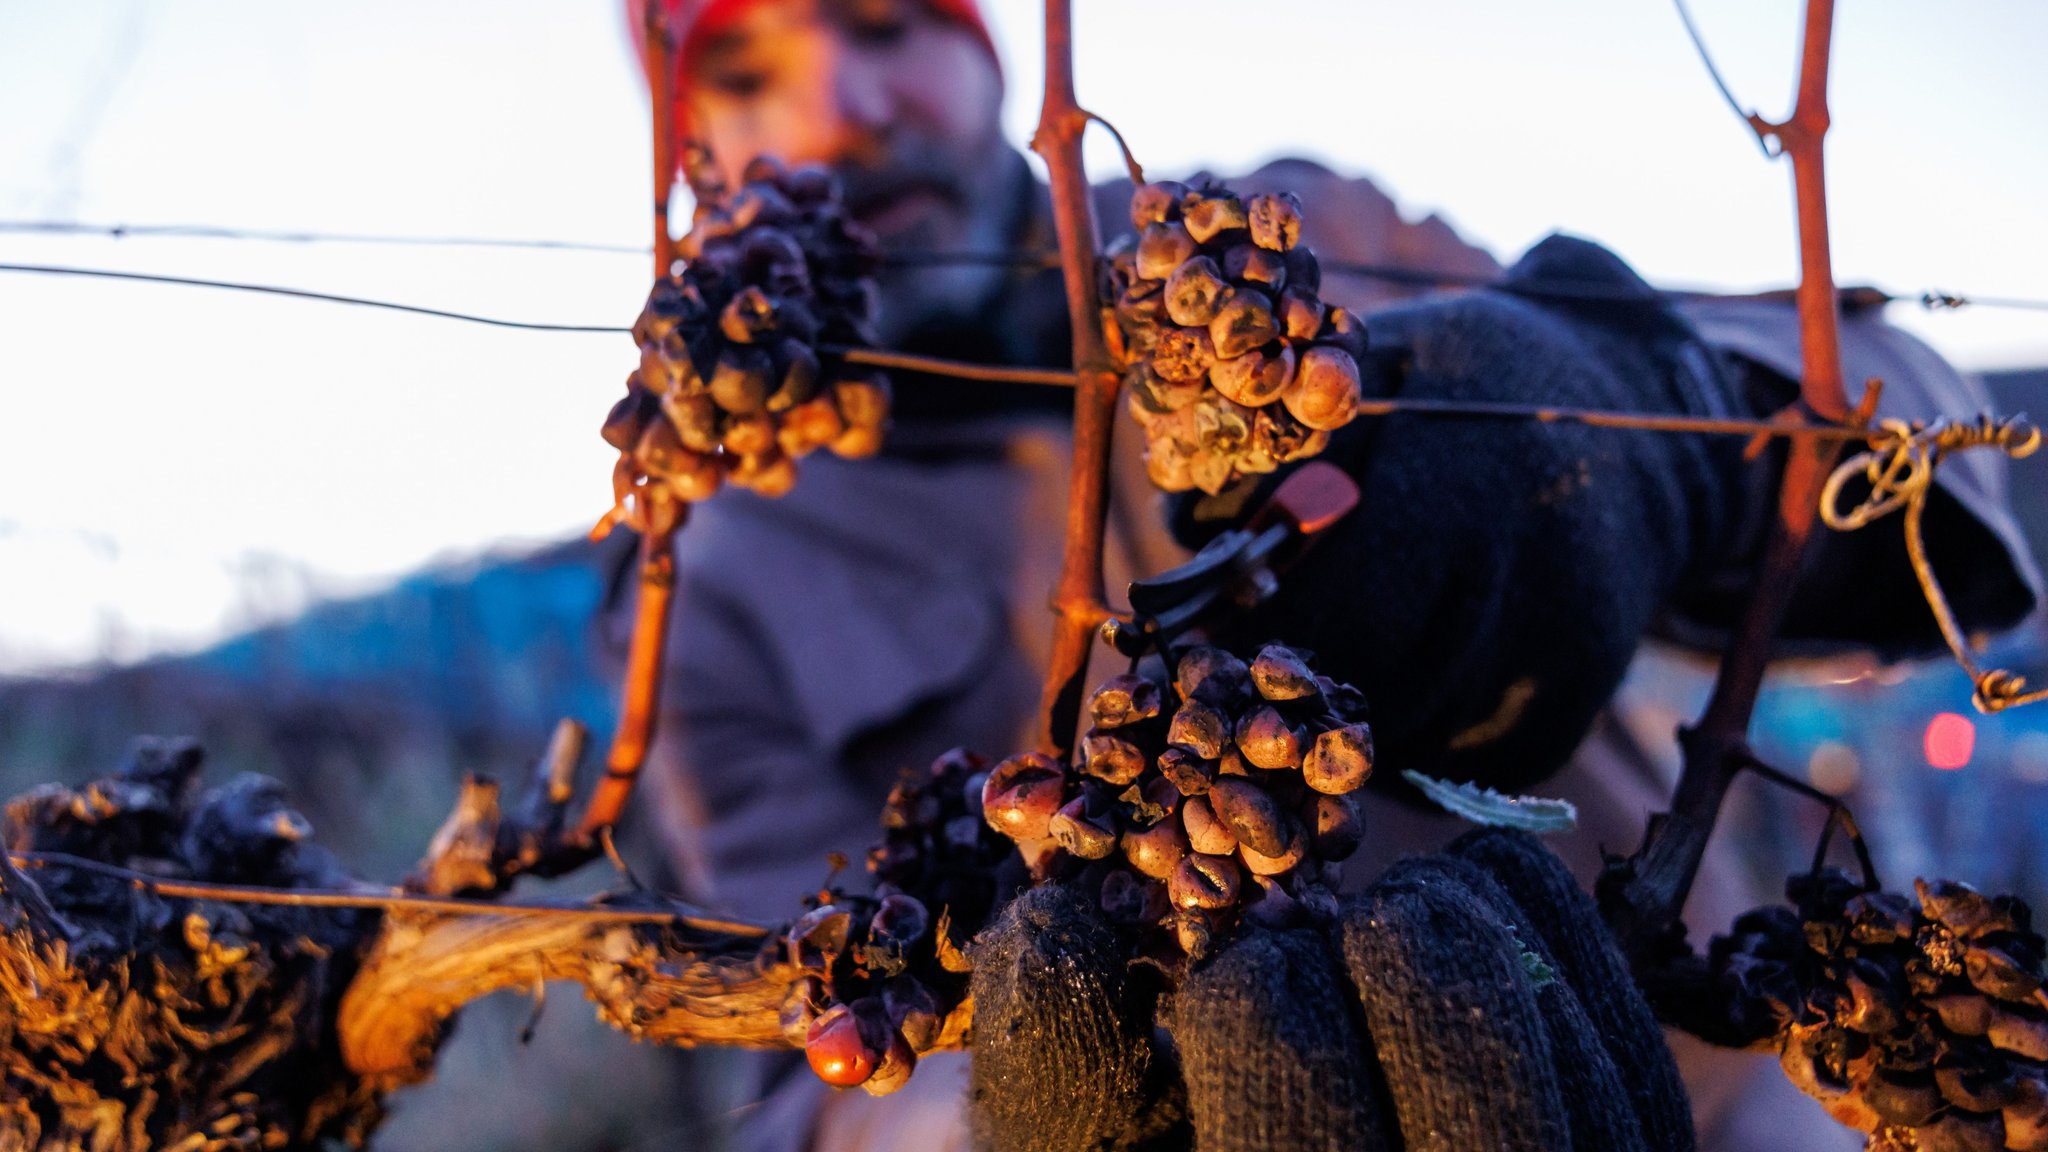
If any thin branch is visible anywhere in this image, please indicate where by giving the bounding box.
[0,262,1974,442]
[1031,0,1121,760]
[1350,397,1871,441]
[577,504,682,840]
[569,7,690,842]
[840,347,1890,445]
[1775,0,1851,423]
[1082,111,1145,186]
[1670,0,1778,156]
[1607,0,1864,954]
[881,249,1060,269]
[828,345,1082,388]
[8,850,765,933]
[646,3,679,277]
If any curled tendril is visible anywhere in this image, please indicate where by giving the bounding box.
[1821,414,2044,713]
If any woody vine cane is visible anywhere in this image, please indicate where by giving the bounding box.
[1604,0,1870,967]
[577,4,683,844]
[1033,0,1124,761]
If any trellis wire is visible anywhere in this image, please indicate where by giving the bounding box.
[0,261,626,332]
[8,223,2048,311]
[0,261,2018,446]
[0,219,648,254]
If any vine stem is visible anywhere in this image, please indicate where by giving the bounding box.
[1608,0,1868,949]
[577,4,684,840]
[1031,0,1120,759]
[647,7,678,278]
[578,514,680,838]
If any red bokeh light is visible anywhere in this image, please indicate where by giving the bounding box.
[1925,712,1976,770]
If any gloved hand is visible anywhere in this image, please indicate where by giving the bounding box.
[1170,233,2038,794]
[1171,235,1751,794]
[966,828,1693,1152]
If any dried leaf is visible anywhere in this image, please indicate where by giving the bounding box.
[934,908,974,974]
[1399,769,1577,834]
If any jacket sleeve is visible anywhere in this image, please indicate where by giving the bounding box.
[641,575,879,916]
[1667,297,2041,656]
[636,457,1034,915]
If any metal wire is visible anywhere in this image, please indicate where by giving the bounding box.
[830,344,1079,387]
[0,261,2025,446]
[0,262,631,333]
[0,219,648,254]
[1922,290,2048,314]
[8,223,2047,311]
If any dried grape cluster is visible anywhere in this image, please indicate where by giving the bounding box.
[982,644,1372,959]
[783,750,1011,1095]
[0,741,382,1146]
[1107,179,1368,494]
[600,152,890,527]
[1708,869,2048,1151]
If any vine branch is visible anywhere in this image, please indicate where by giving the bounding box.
[646,4,678,278]
[1031,0,1121,760]
[577,509,681,840]
[1606,0,1870,955]
[576,7,689,842]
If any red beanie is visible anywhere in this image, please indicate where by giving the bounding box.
[627,0,999,133]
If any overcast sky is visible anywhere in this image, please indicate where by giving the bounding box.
[0,0,2042,672]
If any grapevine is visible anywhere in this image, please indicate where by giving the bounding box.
[0,0,2043,1146]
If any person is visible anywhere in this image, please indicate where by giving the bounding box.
[623,1,2042,1149]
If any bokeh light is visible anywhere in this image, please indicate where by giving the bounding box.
[1925,712,1976,771]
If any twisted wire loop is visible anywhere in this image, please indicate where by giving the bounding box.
[1821,414,2046,712]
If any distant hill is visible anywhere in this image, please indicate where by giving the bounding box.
[0,532,632,876]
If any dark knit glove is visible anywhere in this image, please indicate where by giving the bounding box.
[968,885,1189,1152]
[967,830,1691,1152]
[1171,235,1749,793]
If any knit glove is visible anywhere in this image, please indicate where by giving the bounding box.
[966,829,1692,1152]
[1171,235,1750,793]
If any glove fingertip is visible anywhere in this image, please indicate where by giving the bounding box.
[1168,929,1395,1152]
[1448,827,1698,1152]
[1342,861,1572,1152]
[967,886,1183,1152]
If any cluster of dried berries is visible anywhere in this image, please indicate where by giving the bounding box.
[777,891,939,1096]
[868,747,1021,940]
[0,741,382,1147]
[783,750,1012,1095]
[600,153,890,526]
[1107,179,1368,494]
[982,644,1372,959]
[1708,869,2048,1150]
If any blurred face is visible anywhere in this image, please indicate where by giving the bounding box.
[684,0,1014,341]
